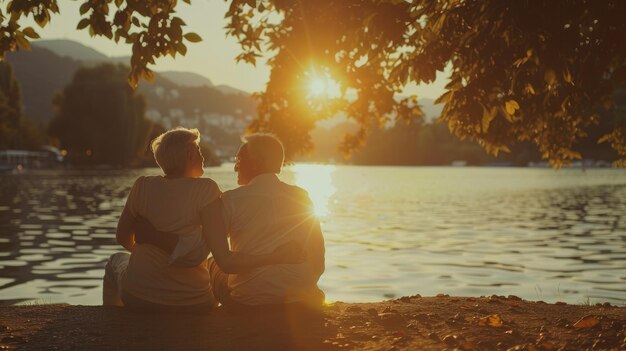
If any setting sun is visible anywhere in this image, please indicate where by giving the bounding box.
[309,78,327,96]
[306,71,341,99]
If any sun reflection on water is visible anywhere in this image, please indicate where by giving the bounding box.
[291,164,337,217]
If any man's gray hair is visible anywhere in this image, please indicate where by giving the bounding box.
[151,127,200,176]
[242,133,285,173]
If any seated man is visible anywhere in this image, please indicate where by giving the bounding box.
[138,133,325,309]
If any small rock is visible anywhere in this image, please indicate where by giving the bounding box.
[507,295,522,301]
[345,305,363,313]
[505,329,519,337]
[398,296,411,303]
[442,334,459,345]
[382,306,396,313]
[428,332,439,340]
[366,308,378,317]
[488,296,502,304]
[554,301,566,305]
[436,293,449,298]
[572,315,599,329]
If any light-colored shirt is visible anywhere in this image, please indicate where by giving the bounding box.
[221,173,325,305]
[121,175,220,306]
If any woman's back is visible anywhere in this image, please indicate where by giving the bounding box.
[121,176,221,306]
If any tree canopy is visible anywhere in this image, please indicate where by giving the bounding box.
[3,0,625,165]
[0,62,43,149]
[48,64,151,166]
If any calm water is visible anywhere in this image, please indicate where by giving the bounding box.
[1,165,625,305]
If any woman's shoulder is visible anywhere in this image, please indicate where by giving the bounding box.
[190,177,221,197]
[191,177,219,188]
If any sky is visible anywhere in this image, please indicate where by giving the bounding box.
[29,0,447,98]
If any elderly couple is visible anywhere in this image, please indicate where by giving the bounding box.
[102,128,325,312]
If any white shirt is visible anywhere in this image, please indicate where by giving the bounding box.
[221,173,325,305]
[121,176,220,306]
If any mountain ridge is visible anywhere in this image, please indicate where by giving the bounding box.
[31,39,245,94]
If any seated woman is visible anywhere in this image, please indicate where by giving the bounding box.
[102,127,299,312]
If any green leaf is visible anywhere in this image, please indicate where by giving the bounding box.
[563,67,573,84]
[35,13,50,28]
[15,34,32,51]
[184,32,202,42]
[77,19,90,30]
[505,100,519,115]
[21,27,40,39]
[544,69,556,85]
[176,42,187,55]
[481,104,496,132]
[79,2,90,15]
[597,133,612,144]
[141,68,155,82]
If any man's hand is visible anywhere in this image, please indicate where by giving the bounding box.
[133,217,178,254]
[271,240,307,265]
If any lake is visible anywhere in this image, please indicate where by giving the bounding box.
[1,165,625,305]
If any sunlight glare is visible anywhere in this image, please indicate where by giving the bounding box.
[292,164,337,217]
[306,72,341,99]
[309,78,327,96]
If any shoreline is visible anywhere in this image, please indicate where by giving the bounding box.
[1,295,624,350]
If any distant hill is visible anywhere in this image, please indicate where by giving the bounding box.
[33,39,112,62]
[6,46,82,122]
[30,39,243,94]
[215,84,248,96]
[6,41,256,124]
[158,71,213,87]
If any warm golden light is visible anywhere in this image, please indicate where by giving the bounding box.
[292,164,337,217]
[306,71,341,99]
[309,78,327,96]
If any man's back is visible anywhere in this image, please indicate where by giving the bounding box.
[221,173,325,305]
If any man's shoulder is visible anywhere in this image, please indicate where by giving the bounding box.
[279,182,310,198]
[221,184,248,199]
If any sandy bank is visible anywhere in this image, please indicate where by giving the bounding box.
[0,295,624,350]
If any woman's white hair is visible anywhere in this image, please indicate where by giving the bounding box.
[242,133,285,173]
[151,127,200,176]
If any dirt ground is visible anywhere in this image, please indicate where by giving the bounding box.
[0,295,624,350]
